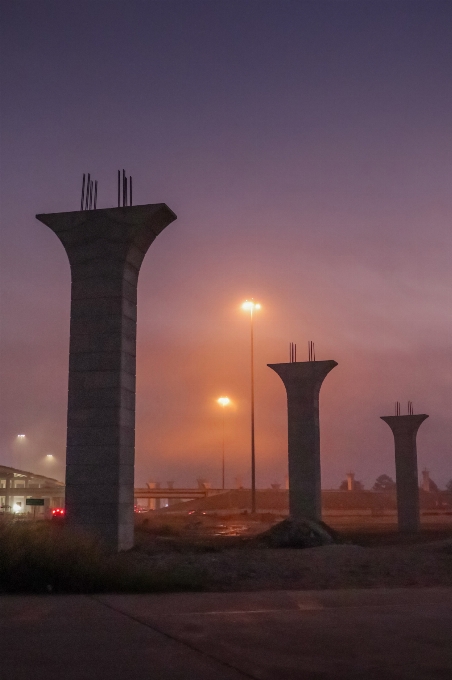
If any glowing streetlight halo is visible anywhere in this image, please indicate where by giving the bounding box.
[217,396,231,407]
[241,300,261,312]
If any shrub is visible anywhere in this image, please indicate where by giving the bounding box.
[0,520,204,594]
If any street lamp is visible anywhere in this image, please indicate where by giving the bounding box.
[241,299,261,514]
[217,397,231,489]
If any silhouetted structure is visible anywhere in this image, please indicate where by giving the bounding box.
[421,468,438,493]
[268,359,337,521]
[36,203,176,551]
[381,411,428,532]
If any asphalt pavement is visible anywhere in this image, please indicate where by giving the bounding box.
[1,588,451,679]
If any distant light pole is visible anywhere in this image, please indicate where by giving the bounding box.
[15,434,26,471]
[217,397,231,489]
[241,300,261,514]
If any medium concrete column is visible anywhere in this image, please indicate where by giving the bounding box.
[380,413,428,532]
[268,360,337,521]
[36,204,176,551]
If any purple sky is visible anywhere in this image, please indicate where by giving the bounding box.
[1,0,451,489]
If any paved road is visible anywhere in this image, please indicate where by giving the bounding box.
[1,588,451,679]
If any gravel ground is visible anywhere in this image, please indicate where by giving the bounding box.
[132,536,452,592]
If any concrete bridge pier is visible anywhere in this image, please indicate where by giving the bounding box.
[36,204,176,551]
[381,413,428,532]
[268,360,337,521]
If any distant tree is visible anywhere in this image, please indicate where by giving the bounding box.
[339,480,348,490]
[446,479,452,493]
[373,474,396,492]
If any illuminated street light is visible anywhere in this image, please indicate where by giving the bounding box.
[242,299,261,513]
[45,454,54,459]
[217,397,231,489]
[17,434,25,439]
[242,301,261,312]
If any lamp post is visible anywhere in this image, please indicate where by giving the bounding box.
[242,300,261,514]
[217,397,230,489]
[15,434,26,471]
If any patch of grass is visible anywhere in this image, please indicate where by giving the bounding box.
[0,520,205,594]
[135,516,184,536]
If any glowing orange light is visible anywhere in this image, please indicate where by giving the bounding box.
[217,397,231,407]
[242,300,261,311]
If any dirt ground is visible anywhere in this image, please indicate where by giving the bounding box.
[132,513,452,591]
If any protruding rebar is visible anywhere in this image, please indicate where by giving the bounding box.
[94,181,98,210]
[85,174,91,210]
[81,174,86,210]
[130,175,133,206]
[118,170,120,207]
[122,170,126,207]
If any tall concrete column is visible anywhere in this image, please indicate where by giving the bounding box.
[380,413,428,532]
[268,360,337,521]
[36,204,176,551]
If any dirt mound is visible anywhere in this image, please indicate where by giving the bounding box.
[255,518,339,548]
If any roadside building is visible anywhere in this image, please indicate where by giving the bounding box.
[0,464,65,517]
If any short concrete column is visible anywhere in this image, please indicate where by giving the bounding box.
[380,413,428,532]
[36,204,176,551]
[268,360,337,521]
[346,472,355,491]
[155,482,161,510]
